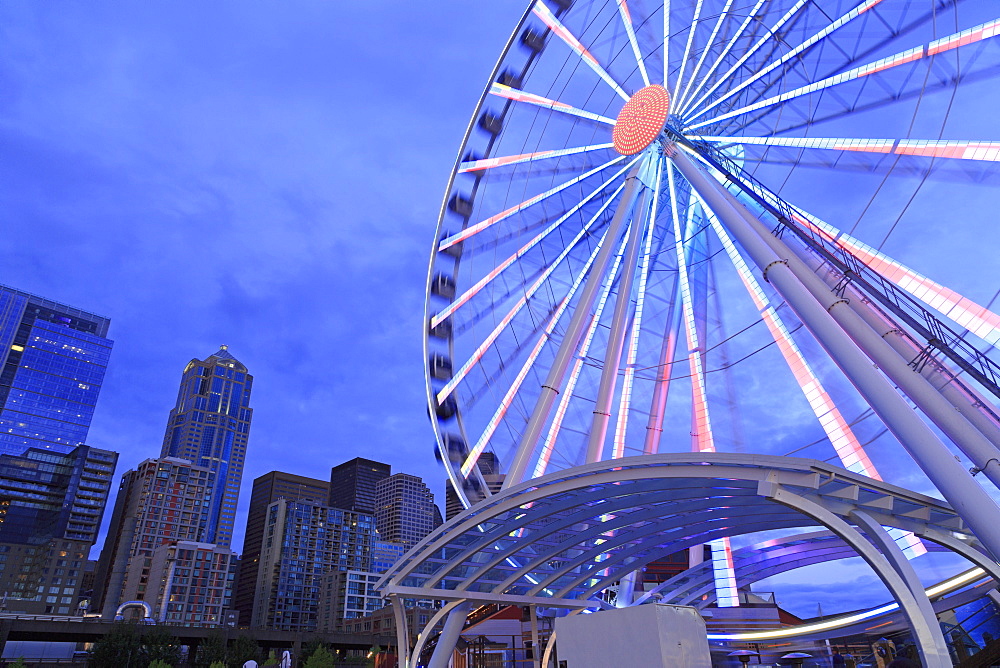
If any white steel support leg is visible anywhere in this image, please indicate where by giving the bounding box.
[643,284,680,455]
[803,254,1000,483]
[850,510,951,666]
[426,600,470,668]
[669,147,1000,560]
[587,163,657,463]
[391,596,410,668]
[506,161,648,486]
[718,184,1000,497]
[529,604,541,668]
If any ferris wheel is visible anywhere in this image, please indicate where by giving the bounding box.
[423,0,1000,556]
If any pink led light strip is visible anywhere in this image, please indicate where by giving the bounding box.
[692,135,1000,162]
[439,155,626,251]
[612,163,663,458]
[458,143,615,173]
[460,187,627,478]
[685,0,888,121]
[437,176,635,407]
[790,207,1000,347]
[668,164,741,607]
[489,83,616,126]
[689,17,1000,130]
[432,159,637,329]
[532,0,631,101]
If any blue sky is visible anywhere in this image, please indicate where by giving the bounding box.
[2,1,999,620]
[0,1,525,551]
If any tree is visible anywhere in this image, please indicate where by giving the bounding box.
[209,663,227,668]
[148,661,173,668]
[304,645,336,668]
[300,638,326,663]
[197,633,229,668]
[227,634,262,666]
[89,622,144,668]
[8,659,27,668]
[141,626,181,666]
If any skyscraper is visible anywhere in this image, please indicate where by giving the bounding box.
[328,457,390,514]
[445,451,505,520]
[234,471,329,626]
[0,285,113,456]
[374,473,440,548]
[160,346,253,547]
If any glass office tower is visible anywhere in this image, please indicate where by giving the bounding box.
[0,285,113,456]
[160,346,253,547]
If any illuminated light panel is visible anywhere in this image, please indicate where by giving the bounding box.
[613,163,663,458]
[489,83,616,125]
[613,85,672,156]
[687,0,888,120]
[673,0,768,117]
[439,155,626,251]
[707,568,986,641]
[532,0,630,101]
[534,233,632,479]
[437,173,636,408]
[680,0,808,119]
[697,194,925,559]
[461,186,627,479]
[458,143,615,173]
[616,0,649,86]
[689,16,1000,130]
[432,159,637,329]
[710,538,740,608]
[790,208,1000,346]
[895,140,1000,162]
[691,135,895,154]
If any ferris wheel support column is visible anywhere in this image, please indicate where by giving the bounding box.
[716,186,1000,496]
[586,157,657,463]
[668,145,1000,560]
[506,161,648,487]
[804,255,1000,475]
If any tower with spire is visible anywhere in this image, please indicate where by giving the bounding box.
[160,345,253,547]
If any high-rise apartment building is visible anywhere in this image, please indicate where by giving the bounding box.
[374,473,440,549]
[251,499,376,631]
[328,457,390,514]
[0,285,113,456]
[0,446,117,614]
[93,457,216,618]
[233,471,329,626]
[160,346,253,547]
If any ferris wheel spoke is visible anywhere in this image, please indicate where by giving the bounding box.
[432,159,639,329]
[458,143,616,173]
[459,218,618,479]
[678,0,809,121]
[612,165,664,459]
[789,206,1000,346]
[531,0,631,101]
[436,179,633,406]
[671,0,735,115]
[687,0,888,122]
[616,0,649,87]
[439,155,627,252]
[687,17,1000,131]
[489,83,616,126]
[671,0,707,104]
[535,233,632,479]
[673,0,768,119]
[692,135,1000,163]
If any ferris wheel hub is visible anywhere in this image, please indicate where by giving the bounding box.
[612,84,671,156]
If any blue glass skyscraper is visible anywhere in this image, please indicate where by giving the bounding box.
[160,346,253,548]
[0,285,113,456]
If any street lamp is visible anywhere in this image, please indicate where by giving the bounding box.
[728,649,759,665]
[781,652,812,666]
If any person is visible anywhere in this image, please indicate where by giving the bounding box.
[832,649,846,667]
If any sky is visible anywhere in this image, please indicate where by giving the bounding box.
[2,1,999,621]
[0,1,525,552]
